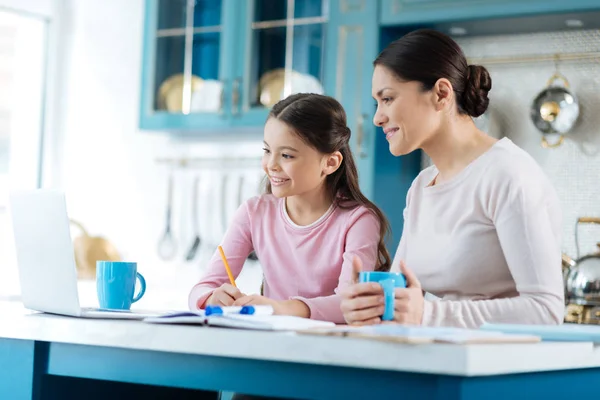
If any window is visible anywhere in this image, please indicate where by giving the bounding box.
[0,6,48,297]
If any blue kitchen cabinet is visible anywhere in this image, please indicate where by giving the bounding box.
[140,0,329,132]
[380,0,600,26]
[140,0,600,133]
[231,0,329,128]
[325,0,421,248]
[139,0,238,131]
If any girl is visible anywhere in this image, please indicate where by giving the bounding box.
[341,29,564,328]
[188,93,391,324]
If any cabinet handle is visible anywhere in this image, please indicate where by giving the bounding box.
[232,77,241,116]
[356,113,368,158]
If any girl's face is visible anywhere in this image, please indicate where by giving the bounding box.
[372,65,442,156]
[262,118,329,198]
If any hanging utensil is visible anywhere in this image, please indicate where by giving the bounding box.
[157,173,177,261]
[185,175,201,261]
[220,172,229,237]
[237,174,257,261]
[530,70,580,148]
[237,173,245,210]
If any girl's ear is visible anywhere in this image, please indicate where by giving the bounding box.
[322,151,343,176]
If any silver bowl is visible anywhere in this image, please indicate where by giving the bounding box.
[531,87,579,134]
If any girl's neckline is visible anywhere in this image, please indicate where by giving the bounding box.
[424,137,509,193]
[280,198,336,230]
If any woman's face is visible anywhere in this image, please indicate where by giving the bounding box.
[372,65,442,156]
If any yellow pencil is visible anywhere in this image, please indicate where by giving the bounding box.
[218,245,237,288]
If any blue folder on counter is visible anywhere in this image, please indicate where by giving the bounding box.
[480,322,600,342]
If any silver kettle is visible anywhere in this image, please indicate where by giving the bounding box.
[562,217,600,306]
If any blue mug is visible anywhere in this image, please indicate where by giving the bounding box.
[96,261,146,310]
[359,271,406,321]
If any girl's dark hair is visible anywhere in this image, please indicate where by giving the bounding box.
[265,93,391,272]
[374,29,492,118]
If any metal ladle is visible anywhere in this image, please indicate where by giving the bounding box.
[157,173,177,261]
[185,175,201,261]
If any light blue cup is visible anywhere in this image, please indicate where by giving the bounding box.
[359,271,406,321]
[96,261,146,310]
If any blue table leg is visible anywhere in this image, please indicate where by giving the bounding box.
[0,339,48,400]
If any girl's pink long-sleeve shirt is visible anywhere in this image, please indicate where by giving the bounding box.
[188,194,380,323]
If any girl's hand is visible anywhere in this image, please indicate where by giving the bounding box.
[233,295,283,314]
[233,296,311,317]
[340,256,385,326]
[206,283,245,306]
[389,261,424,325]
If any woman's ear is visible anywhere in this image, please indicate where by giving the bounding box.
[432,78,454,111]
[322,151,343,176]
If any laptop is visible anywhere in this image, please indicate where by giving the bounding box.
[8,189,162,320]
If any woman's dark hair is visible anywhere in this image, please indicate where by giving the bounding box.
[265,93,391,272]
[374,29,492,118]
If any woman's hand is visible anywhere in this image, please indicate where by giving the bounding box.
[389,261,424,325]
[206,283,245,306]
[340,257,385,325]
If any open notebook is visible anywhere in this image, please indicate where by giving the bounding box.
[144,305,335,331]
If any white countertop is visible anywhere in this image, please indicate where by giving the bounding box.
[1,302,600,377]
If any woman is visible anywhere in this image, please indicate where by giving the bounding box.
[340,29,564,329]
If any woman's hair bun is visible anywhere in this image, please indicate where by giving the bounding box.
[461,64,492,118]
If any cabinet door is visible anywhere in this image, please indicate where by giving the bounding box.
[140,0,237,131]
[324,0,378,199]
[326,0,422,248]
[380,0,600,26]
[232,0,328,128]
